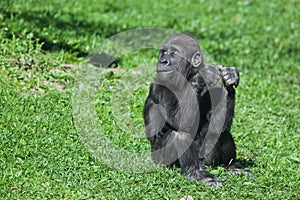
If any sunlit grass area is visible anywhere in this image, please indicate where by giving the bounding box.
[0,0,299,199]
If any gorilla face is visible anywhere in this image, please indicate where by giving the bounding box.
[156,33,203,80]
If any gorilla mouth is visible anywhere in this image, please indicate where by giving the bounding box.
[157,69,173,73]
[156,65,174,73]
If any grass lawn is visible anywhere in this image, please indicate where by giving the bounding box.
[0,0,299,199]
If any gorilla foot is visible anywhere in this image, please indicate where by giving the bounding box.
[228,162,254,178]
[187,168,223,189]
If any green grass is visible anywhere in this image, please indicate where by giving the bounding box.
[0,0,299,199]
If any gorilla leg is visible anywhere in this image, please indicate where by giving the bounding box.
[173,131,222,188]
[151,130,222,187]
[219,131,254,178]
[150,130,197,169]
[219,131,237,165]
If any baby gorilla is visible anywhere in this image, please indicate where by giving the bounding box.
[143,33,251,188]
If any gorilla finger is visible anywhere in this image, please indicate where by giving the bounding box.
[202,179,222,189]
[223,79,237,87]
[223,74,231,80]
[242,170,254,178]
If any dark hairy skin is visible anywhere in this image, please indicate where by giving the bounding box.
[143,33,252,188]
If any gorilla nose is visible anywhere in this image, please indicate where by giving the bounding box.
[159,56,170,66]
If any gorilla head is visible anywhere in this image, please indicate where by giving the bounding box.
[157,33,203,79]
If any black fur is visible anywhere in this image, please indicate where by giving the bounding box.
[143,33,251,188]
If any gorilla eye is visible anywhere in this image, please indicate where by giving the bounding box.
[171,51,178,57]
[160,50,167,55]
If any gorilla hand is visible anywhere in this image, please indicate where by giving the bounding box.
[218,65,239,87]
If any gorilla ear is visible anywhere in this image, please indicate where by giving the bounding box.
[191,52,203,68]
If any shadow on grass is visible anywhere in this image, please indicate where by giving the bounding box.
[237,158,256,168]
[0,7,122,58]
